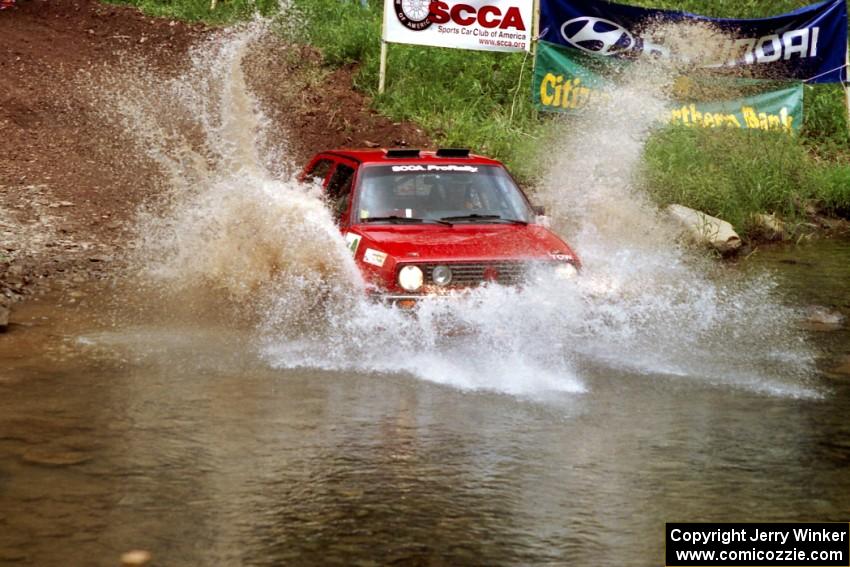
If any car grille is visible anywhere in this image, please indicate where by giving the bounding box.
[422,262,529,287]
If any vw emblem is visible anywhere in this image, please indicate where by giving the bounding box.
[560,17,635,56]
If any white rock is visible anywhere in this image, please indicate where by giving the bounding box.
[666,204,742,254]
[121,550,152,566]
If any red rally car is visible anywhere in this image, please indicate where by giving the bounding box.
[301,148,581,304]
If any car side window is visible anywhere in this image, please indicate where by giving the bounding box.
[305,158,333,185]
[326,164,355,219]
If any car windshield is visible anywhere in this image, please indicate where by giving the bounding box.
[353,164,534,224]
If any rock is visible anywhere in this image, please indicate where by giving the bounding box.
[363,140,380,148]
[802,305,846,331]
[666,204,742,254]
[88,255,111,263]
[121,550,152,566]
[0,304,8,331]
[751,212,785,240]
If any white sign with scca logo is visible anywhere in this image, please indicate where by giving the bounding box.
[383,0,533,52]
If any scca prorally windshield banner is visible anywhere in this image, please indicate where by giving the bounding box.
[383,0,533,52]
[538,0,847,83]
[533,41,804,132]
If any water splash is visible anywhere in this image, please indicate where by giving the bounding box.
[530,24,817,398]
[93,22,361,313]
[97,19,817,399]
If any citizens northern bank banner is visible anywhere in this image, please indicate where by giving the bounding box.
[533,41,804,132]
[539,0,848,83]
[383,0,533,52]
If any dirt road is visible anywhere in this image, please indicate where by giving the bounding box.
[0,0,428,317]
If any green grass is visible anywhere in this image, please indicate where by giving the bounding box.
[111,0,850,235]
[106,0,279,24]
[642,127,850,232]
[291,0,545,181]
[290,0,850,229]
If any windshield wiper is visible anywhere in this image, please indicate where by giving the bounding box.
[440,214,527,225]
[362,216,452,226]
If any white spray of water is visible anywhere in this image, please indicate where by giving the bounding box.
[95,23,361,307]
[99,20,817,399]
[529,36,817,397]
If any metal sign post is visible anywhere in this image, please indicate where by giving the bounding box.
[379,41,388,94]
[379,0,389,94]
[531,0,540,59]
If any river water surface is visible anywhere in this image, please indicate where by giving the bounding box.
[0,240,848,566]
[3,20,850,566]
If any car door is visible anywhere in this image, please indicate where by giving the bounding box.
[325,159,358,229]
[301,156,334,187]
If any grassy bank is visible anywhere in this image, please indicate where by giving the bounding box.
[643,127,850,232]
[289,0,544,181]
[113,0,850,236]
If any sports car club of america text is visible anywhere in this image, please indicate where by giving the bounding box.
[430,2,528,48]
[389,0,532,51]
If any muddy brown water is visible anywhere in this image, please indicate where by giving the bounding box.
[1,241,848,566]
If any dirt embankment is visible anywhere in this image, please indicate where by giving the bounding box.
[0,0,430,321]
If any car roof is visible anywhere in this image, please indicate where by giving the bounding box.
[319,149,504,167]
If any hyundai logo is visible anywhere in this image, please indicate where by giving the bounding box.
[560,17,635,55]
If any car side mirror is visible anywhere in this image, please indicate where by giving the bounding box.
[532,205,550,227]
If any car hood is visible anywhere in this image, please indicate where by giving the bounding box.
[351,224,577,263]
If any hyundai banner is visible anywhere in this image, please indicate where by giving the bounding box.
[383,0,533,52]
[539,0,847,83]
[533,41,804,132]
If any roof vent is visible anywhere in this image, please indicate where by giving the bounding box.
[385,148,421,158]
[435,148,470,158]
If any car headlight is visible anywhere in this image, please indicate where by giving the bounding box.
[398,265,424,292]
[432,265,452,286]
[554,263,578,280]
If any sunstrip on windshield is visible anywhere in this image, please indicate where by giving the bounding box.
[391,165,479,172]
